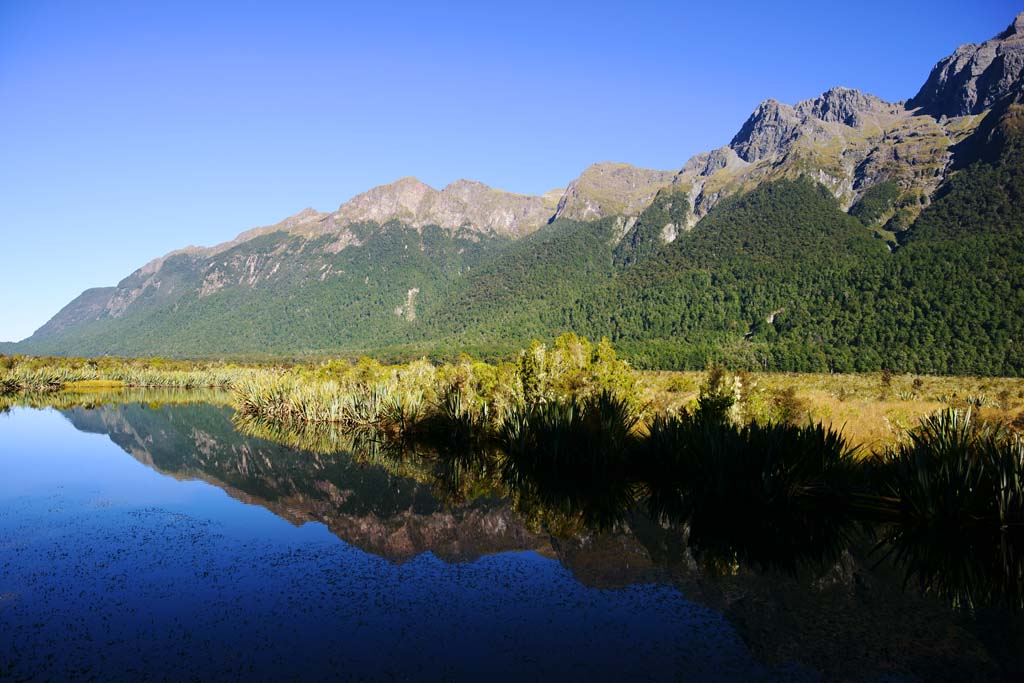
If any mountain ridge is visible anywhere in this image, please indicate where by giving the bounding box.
[12,13,1024,374]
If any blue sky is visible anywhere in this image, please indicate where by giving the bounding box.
[1,0,1020,342]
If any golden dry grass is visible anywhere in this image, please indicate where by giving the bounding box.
[64,379,127,390]
[642,371,1024,451]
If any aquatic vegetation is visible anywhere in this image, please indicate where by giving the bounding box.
[872,409,1024,526]
[497,391,643,527]
[9,342,1022,449]
[640,411,862,571]
[867,409,1024,608]
[20,370,1023,610]
[1,366,87,393]
[879,517,1024,610]
[103,366,249,388]
[11,343,1024,599]
[234,374,428,436]
[231,335,645,438]
[230,358,1024,545]
[1,387,232,412]
[415,384,491,453]
[234,409,352,451]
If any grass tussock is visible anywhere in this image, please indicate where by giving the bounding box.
[871,408,1024,527]
[867,408,1024,608]
[497,391,642,527]
[0,355,258,395]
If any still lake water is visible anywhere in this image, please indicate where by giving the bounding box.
[0,397,1018,681]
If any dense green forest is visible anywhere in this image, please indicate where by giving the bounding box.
[25,223,511,357]
[563,178,891,371]
[425,103,1024,374]
[456,104,1024,374]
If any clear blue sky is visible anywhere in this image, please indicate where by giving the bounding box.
[1,1,1020,342]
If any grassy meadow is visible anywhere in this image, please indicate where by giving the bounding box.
[4,337,1024,451]
[643,370,1024,449]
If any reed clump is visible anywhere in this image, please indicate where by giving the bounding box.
[866,408,1024,607]
[870,408,1024,527]
[496,391,643,527]
[231,334,643,435]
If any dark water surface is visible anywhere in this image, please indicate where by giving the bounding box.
[0,399,1017,681]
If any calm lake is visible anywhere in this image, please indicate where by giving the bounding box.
[0,395,1019,681]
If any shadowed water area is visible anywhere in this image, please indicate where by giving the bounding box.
[1,393,1022,681]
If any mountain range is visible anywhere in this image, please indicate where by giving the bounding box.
[11,13,1024,374]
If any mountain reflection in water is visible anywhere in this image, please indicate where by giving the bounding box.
[62,402,545,564]
[26,399,1018,679]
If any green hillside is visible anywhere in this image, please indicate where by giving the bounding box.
[22,223,510,357]
[561,178,890,370]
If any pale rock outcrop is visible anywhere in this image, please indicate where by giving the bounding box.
[795,87,901,127]
[332,177,559,238]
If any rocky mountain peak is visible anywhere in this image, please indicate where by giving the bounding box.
[442,179,490,201]
[551,162,676,222]
[999,11,1024,39]
[795,87,895,127]
[908,13,1024,117]
[332,176,556,238]
[679,146,744,177]
[729,99,802,163]
[730,88,900,163]
[336,177,434,225]
[284,207,321,227]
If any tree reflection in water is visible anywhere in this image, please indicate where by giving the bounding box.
[235,402,1024,613]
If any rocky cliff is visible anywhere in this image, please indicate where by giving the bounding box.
[909,12,1024,117]
[668,85,969,232]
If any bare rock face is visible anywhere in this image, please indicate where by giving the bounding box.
[909,12,1024,117]
[795,87,900,128]
[332,177,559,238]
[681,147,738,176]
[730,88,903,164]
[551,162,676,222]
[729,99,804,164]
[333,177,435,228]
[673,83,952,227]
